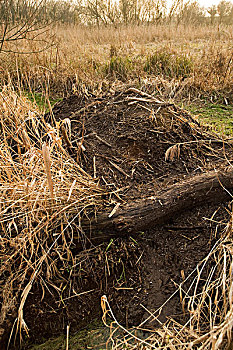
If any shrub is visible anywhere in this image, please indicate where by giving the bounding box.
[104,56,133,80]
[144,49,193,78]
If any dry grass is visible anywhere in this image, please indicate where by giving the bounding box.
[0,85,106,345]
[1,23,233,349]
[0,84,232,349]
[0,24,233,101]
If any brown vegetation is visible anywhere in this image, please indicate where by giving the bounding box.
[0,4,233,348]
[0,23,232,103]
[0,81,233,349]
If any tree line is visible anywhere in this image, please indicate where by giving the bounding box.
[1,0,233,32]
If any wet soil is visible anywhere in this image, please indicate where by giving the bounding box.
[20,202,227,349]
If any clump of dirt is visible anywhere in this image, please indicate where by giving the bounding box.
[50,87,227,200]
[2,87,232,349]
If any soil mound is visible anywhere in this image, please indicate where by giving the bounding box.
[38,87,232,339]
[2,87,233,349]
[51,87,225,201]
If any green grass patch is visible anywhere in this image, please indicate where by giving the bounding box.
[26,92,62,112]
[27,319,149,350]
[104,56,133,79]
[144,50,193,78]
[28,320,109,350]
[184,102,233,135]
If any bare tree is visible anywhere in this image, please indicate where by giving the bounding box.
[217,0,233,24]
[207,5,217,24]
[105,0,120,25]
[42,0,82,24]
[167,0,184,23]
[140,0,166,24]
[0,0,53,53]
[119,0,136,24]
[177,1,205,25]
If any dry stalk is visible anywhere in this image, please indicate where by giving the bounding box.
[42,142,54,200]
[0,85,106,345]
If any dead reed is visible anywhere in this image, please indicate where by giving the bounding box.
[0,24,233,101]
[0,23,233,349]
[0,83,233,349]
[0,84,105,345]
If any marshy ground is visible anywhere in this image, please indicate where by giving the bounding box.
[1,23,233,350]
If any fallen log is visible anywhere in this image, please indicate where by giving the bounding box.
[85,167,233,237]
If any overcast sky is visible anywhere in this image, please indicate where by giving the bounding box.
[166,0,233,8]
[198,0,231,7]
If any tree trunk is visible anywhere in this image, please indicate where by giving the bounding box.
[84,167,233,238]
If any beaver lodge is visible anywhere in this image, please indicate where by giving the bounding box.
[1,86,233,349]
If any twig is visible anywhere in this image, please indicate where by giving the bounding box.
[93,132,112,148]
[109,160,130,177]
[42,143,54,200]
[126,87,164,104]
[97,154,130,178]
[66,324,70,350]
[109,160,130,178]
[71,100,104,117]
[61,124,72,148]
[93,156,96,178]
[109,202,121,218]
[164,226,205,230]
[126,96,173,107]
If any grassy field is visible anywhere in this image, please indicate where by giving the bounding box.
[1,24,233,102]
[186,102,233,135]
[1,23,233,350]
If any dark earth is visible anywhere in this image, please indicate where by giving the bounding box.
[4,87,232,349]
[21,202,227,349]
